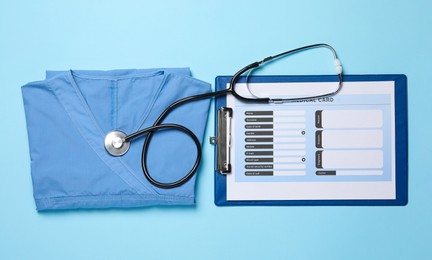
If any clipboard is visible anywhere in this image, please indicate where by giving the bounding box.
[213,75,408,206]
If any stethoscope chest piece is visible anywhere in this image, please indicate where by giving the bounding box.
[104,130,130,156]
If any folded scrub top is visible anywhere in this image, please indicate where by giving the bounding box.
[22,69,212,210]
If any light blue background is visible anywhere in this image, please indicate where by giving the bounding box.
[1,0,431,259]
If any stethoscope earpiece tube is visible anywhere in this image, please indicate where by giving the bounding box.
[229,43,343,103]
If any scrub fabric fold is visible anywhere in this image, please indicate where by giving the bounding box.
[22,68,211,210]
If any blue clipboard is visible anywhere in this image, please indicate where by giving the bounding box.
[214,74,408,206]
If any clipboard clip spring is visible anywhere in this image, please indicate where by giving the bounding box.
[210,107,232,174]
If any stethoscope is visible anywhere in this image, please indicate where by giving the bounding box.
[104,43,343,189]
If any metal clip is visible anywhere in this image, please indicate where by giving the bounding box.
[210,107,232,174]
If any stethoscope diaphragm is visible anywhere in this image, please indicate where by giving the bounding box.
[104,130,130,156]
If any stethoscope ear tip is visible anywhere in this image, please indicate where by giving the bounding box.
[104,130,130,156]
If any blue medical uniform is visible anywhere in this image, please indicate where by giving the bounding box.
[22,69,211,210]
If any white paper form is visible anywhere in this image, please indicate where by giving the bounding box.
[226,81,396,201]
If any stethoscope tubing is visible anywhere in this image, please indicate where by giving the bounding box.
[122,43,342,189]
